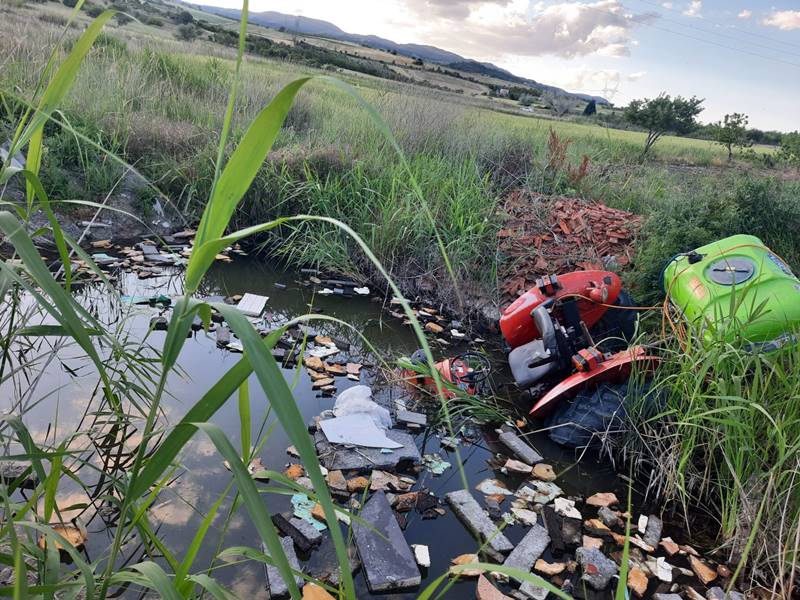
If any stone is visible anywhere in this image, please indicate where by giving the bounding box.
[325,470,348,495]
[517,481,562,505]
[519,580,550,600]
[503,524,550,582]
[684,587,705,600]
[445,489,514,561]
[285,464,305,480]
[305,356,325,371]
[716,564,732,578]
[265,537,303,599]
[450,553,482,577]
[476,478,514,496]
[396,409,426,429]
[311,503,326,523]
[553,497,581,520]
[681,544,700,556]
[576,547,618,591]
[643,514,663,547]
[352,491,421,592]
[706,587,744,600]
[582,535,603,550]
[272,513,322,552]
[598,506,623,529]
[346,476,370,493]
[531,463,556,482]
[302,583,335,600]
[395,492,418,512]
[305,536,360,587]
[369,470,413,492]
[584,519,612,537]
[689,556,718,585]
[660,537,680,556]
[646,556,673,582]
[313,429,421,472]
[586,492,619,508]
[628,567,649,597]
[411,544,430,568]
[653,595,683,600]
[477,574,513,600]
[498,431,543,465]
[511,508,539,527]
[535,559,566,576]
[637,514,649,535]
[504,458,533,474]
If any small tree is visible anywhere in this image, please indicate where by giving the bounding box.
[779,131,800,171]
[583,99,597,116]
[518,94,536,107]
[711,112,751,161]
[541,92,573,117]
[624,94,704,159]
[175,10,194,24]
[175,23,200,41]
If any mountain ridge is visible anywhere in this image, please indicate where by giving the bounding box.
[182,4,610,105]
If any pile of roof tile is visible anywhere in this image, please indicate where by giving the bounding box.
[498,190,643,305]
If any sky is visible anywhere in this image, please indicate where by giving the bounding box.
[200,0,800,131]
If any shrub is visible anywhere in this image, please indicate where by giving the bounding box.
[175,23,200,41]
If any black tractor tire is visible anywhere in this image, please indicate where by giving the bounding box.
[545,382,629,448]
[590,289,638,352]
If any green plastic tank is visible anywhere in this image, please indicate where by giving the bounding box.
[663,234,800,348]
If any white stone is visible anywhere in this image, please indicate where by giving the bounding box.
[411,544,430,568]
[554,497,582,520]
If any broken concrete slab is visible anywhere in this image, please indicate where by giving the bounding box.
[553,497,581,520]
[236,293,268,317]
[271,513,322,553]
[706,587,744,600]
[411,544,430,568]
[498,431,543,465]
[445,489,514,562]
[653,595,683,600]
[643,514,663,547]
[352,491,421,592]
[305,536,360,587]
[576,547,618,591]
[396,409,427,429]
[265,537,303,599]
[561,517,582,547]
[503,524,550,582]
[518,579,550,600]
[313,429,420,472]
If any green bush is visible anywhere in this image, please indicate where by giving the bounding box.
[629,176,800,302]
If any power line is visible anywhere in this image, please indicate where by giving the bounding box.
[630,0,800,52]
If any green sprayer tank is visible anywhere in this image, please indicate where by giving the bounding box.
[663,234,800,349]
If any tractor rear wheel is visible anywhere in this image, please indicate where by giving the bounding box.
[590,290,638,352]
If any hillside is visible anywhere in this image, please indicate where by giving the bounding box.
[182,2,611,106]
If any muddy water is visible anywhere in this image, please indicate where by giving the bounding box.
[2,257,623,598]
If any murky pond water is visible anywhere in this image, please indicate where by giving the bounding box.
[1,256,624,598]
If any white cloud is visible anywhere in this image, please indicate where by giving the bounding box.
[737,9,752,19]
[762,10,800,30]
[682,1,702,17]
[405,0,512,20]
[419,0,657,59]
[661,2,673,8]
[627,71,647,81]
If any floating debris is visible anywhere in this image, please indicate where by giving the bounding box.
[290,494,327,531]
[421,453,451,475]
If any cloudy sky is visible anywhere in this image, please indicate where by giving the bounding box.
[204,0,800,131]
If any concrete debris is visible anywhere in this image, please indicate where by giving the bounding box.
[476,574,513,600]
[411,544,431,568]
[706,587,744,600]
[352,491,421,592]
[535,559,566,576]
[646,555,674,582]
[652,595,683,600]
[553,497,581,520]
[236,293,268,317]
[689,555,718,585]
[518,579,550,600]
[449,553,482,577]
[576,547,618,590]
[597,506,623,529]
[628,567,649,597]
[531,463,556,482]
[586,492,619,508]
[561,518,583,547]
[497,430,543,465]
[516,481,562,505]
[313,429,420,471]
[660,537,680,556]
[503,524,550,582]
[503,458,533,474]
[265,537,303,599]
[637,514,649,535]
[272,513,322,553]
[445,489,514,561]
[290,494,327,532]
[422,453,451,475]
[476,478,514,496]
[511,508,539,527]
[643,514,663,547]
[582,535,603,550]
[396,409,426,429]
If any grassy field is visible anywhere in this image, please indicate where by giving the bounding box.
[2,1,800,597]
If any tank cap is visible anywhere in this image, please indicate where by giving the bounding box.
[707,257,756,285]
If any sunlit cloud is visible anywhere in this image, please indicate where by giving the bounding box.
[762,10,800,31]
